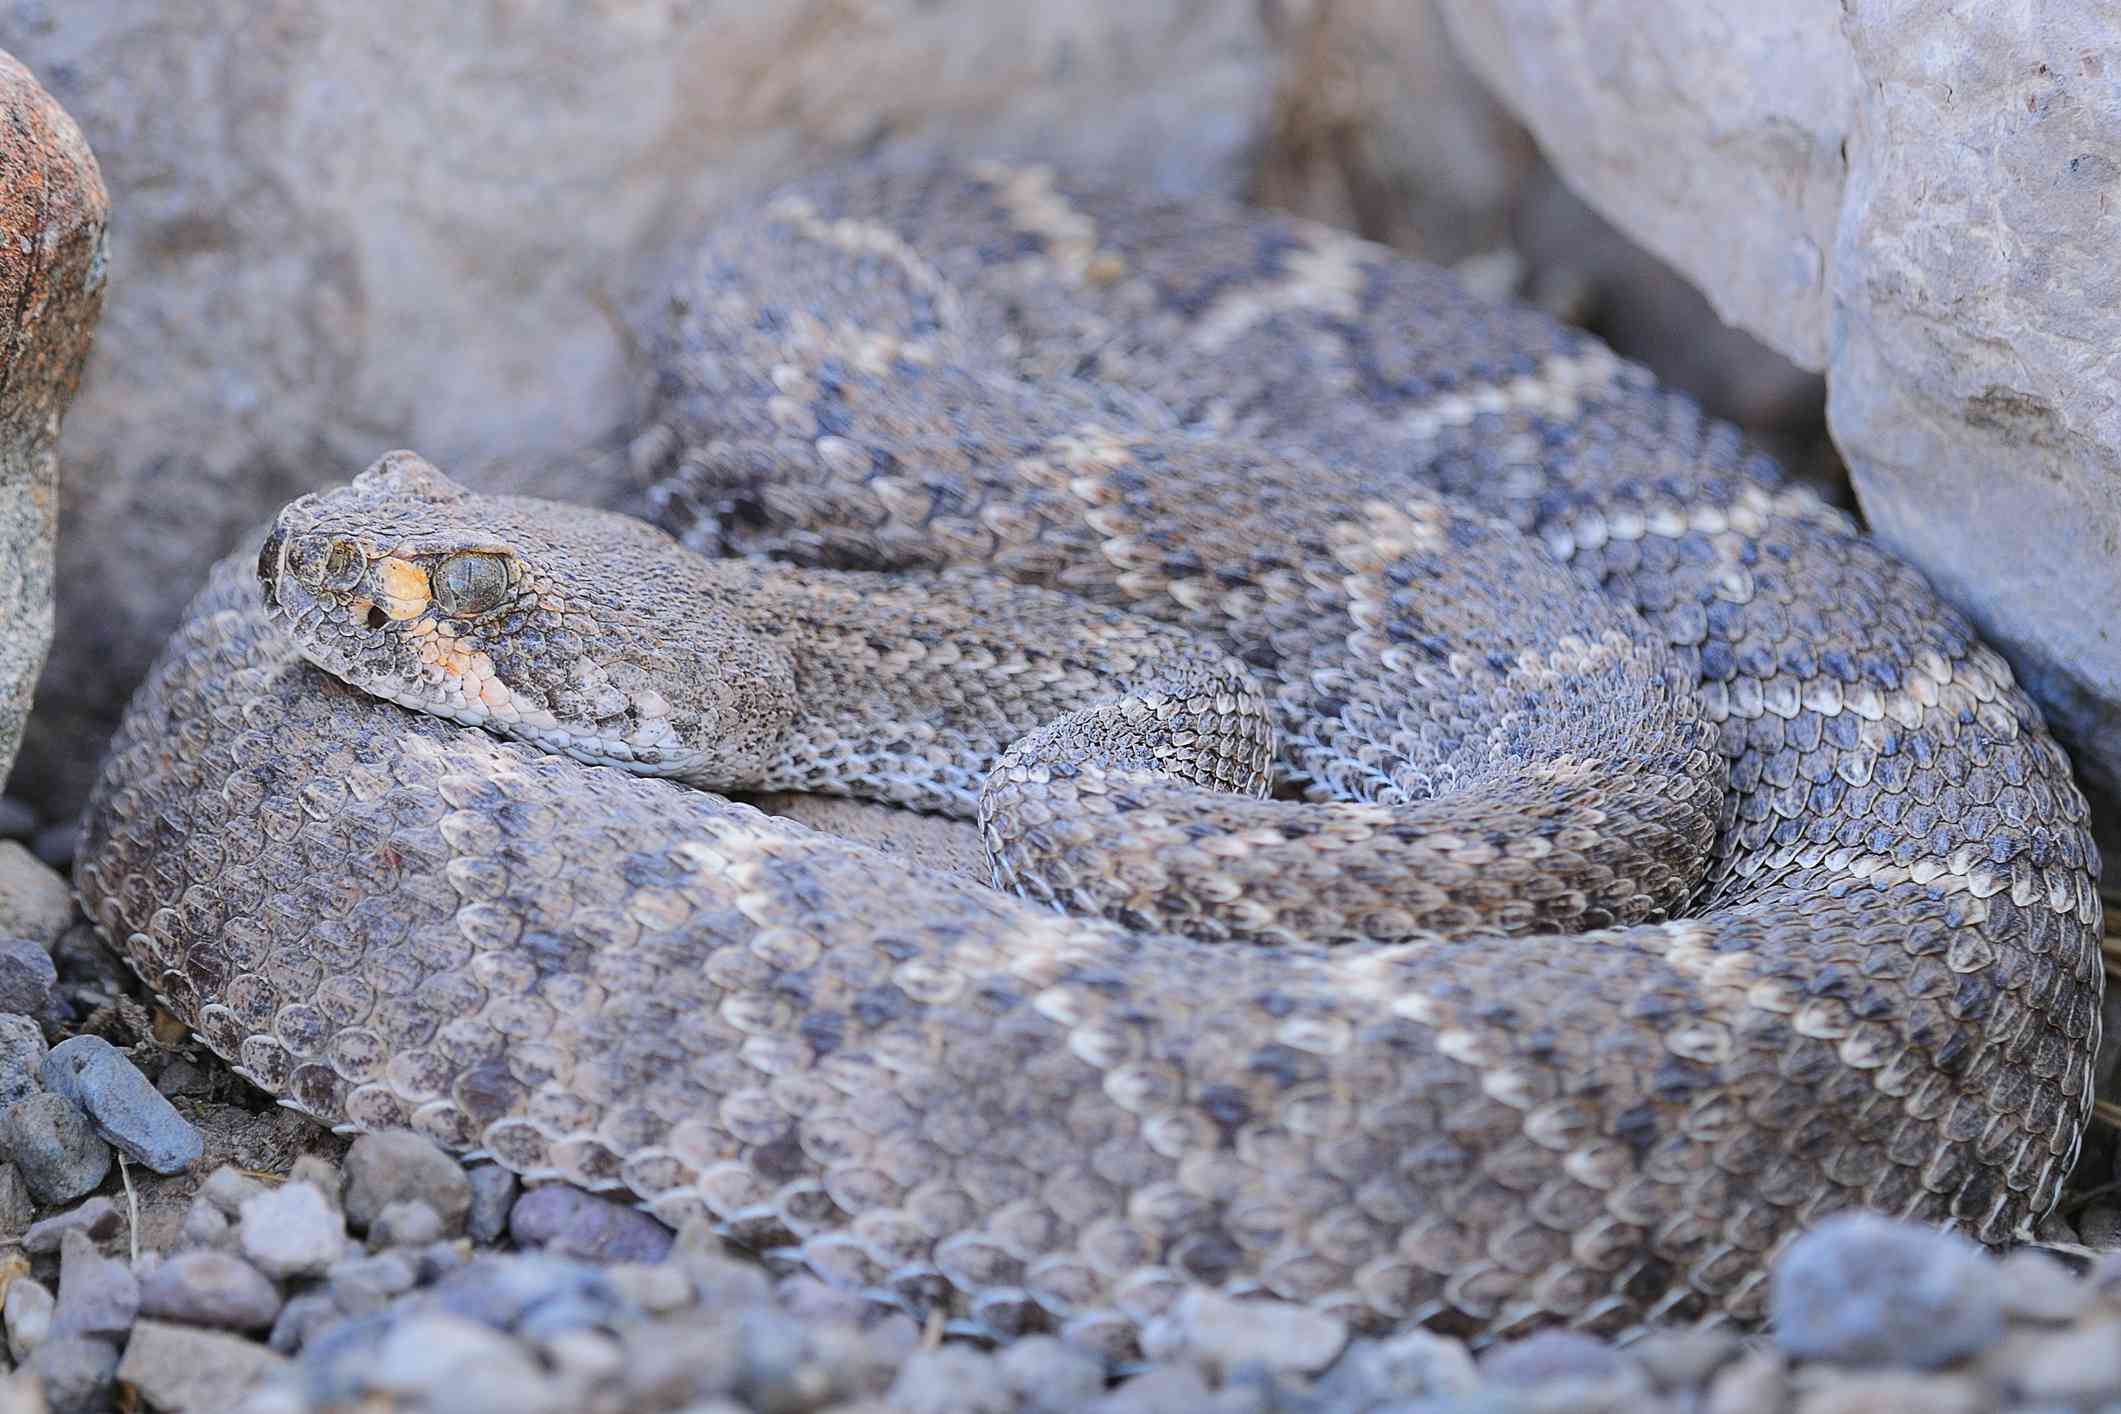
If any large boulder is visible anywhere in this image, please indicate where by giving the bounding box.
[1438,0,2121,876]
[0,52,105,793]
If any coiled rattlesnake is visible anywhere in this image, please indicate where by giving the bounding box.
[78,161,2102,1353]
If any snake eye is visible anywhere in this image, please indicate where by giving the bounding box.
[321,541,362,591]
[432,552,511,617]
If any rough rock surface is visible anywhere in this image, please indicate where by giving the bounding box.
[1437,0,2121,868]
[0,50,105,791]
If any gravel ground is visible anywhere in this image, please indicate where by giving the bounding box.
[2,802,2120,1412]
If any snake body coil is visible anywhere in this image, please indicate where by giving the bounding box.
[78,162,2102,1353]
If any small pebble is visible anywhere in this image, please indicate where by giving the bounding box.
[998,1334,1106,1412]
[288,1155,342,1205]
[1707,1350,1790,1414]
[360,1311,566,1414]
[465,1162,517,1244]
[1791,1370,1989,1414]
[602,1260,694,1315]
[50,1229,139,1343]
[0,1013,47,1108]
[344,1130,471,1235]
[1096,1363,1215,1414]
[137,1249,282,1330]
[38,1035,201,1174]
[1481,1327,1631,1386]
[0,1091,110,1204]
[509,1184,675,1263]
[2003,1320,2121,1403]
[267,1291,339,1356]
[0,940,57,1017]
[29,1334,118,1414]
[117,1319,290,1412]
[889,1344,1016,1414]
[324,1251,417,1317]
[201,1165,270,1216]
[1160,1289,1348,1374]
[0,843,70,944]
[1631,1329,1744,1389]
[429,1252,621,1332]
[6,1276,52,1362]
[179,1197,232,1250]
[1311,1329,1483,1405]
[238,1181,347,1280]
[1771,1212,2003,1369]
[24,1196,121,1255]
[368,1198,443,1249]
[1994,1248,2089,1324]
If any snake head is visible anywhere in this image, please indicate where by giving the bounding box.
[259,450,797,782]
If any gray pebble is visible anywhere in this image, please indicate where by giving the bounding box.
[671,1219,771,1309]
[889,1344,1017,1414]
[1312,1329,1482,1405]
[0,1091,110,1204]
[2004,1321,2121,1404]
[38,1035,202,1174]
[24,1195,121,1254]
[1159,1289,1348,1374]
[465,1162,517,1244]
[287,1155,342,1206]
[998,1334,1107,1413]
[117,1319,290,1414]
[343,1130,471,1236]
[1771,1212,2003,1369]
[238,1182,348,1280]
[6,1275,52,1362]
[324,1252,416,1299]
[368,1198,443,1250]
[359,1311,566,1414]
[29,1334,118,1414]
[1481,1328,1631,1386]
[0,1012,47,1108]
[327,1252,420,1318]
[412,1239,468,1282]
[1629,1329,1743,1390]
[51,1229,139,1343]
[323,1253,416,1319]
[179,1197,232,1250]
[0,843,70,945]
[0,1161,33,1236]
[602,1260,694,1315]
[613,1312,742,1404]
[201,1164,270,1216]
[1794,1371,1989,1414]
[137,1249,283,1330]
[509,1184,674,1263]
[1994,1248,2089,1324]
[1096,1364,1214,1414]
[1706,1349,1788,1414]
[0,938,57,1017]
[430,1252,621,1332]
[267,1291,340,1356]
